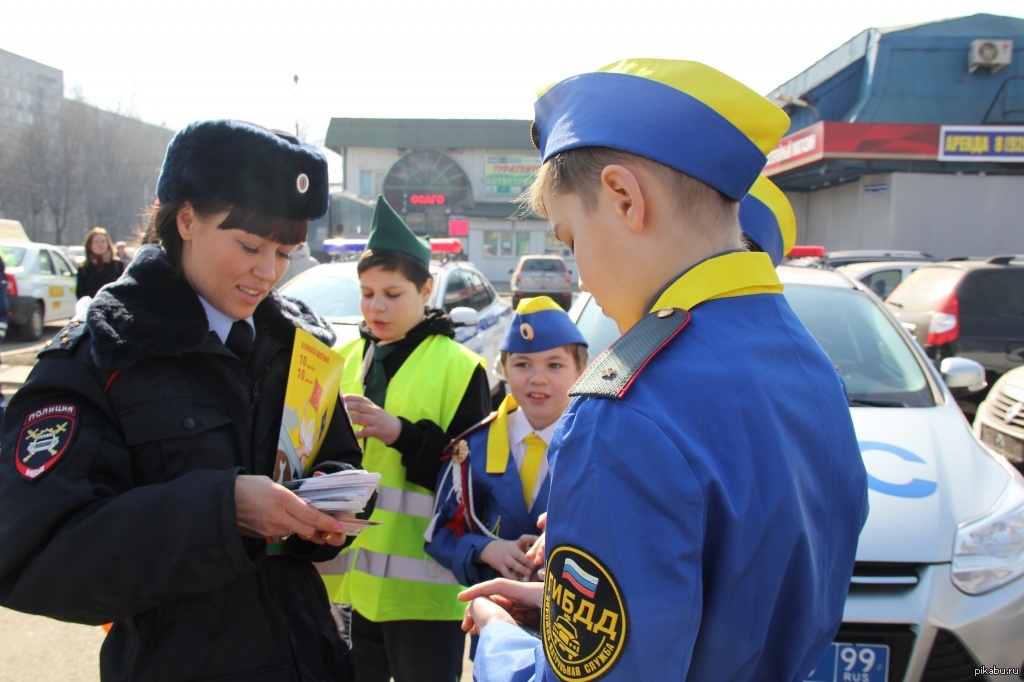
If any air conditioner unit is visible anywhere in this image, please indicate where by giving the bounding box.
[969,39,1013,74]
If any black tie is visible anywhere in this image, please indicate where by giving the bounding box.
[225,320,254,359]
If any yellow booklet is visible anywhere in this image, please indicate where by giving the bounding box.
[273,328,346,484]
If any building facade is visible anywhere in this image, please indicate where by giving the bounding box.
[767,13,1024,258]
[324,118,569,287]
[0,48,63,143]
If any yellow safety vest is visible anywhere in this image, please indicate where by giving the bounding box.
[321,334,485,621]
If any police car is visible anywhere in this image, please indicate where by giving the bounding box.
[279,238,514,403]
[570,265,1024,681]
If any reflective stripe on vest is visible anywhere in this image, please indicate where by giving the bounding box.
[323,547,460,586]
[376,486,435,519]
[324,334,485,621]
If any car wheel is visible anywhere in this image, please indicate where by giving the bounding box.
[16,301,44,341]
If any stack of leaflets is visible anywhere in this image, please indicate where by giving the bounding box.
[285,469,382,535]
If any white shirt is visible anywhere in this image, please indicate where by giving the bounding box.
[198,295,254,343]
[509,408,557,509]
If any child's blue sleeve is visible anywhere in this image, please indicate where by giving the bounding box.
[425,463,498,586]
[473,622,550,681]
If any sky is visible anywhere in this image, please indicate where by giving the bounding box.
[5,0,1024,146]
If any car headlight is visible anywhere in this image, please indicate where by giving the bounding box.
[952,475,1024,595]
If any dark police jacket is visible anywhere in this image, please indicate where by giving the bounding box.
[0,246,361,681]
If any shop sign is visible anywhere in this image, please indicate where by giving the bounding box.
[938,125,1024,162]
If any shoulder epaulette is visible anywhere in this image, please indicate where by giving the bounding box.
[37,318,88,358]
[443,409,501,458]
[570,307,690,400]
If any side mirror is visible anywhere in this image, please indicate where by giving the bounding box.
[449,306,479,328]
[940,357,987,396]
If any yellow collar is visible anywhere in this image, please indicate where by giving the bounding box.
[649,251,782,312]
[486,394,519,474]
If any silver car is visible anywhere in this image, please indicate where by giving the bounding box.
[570,266,1024,681]
[509,255,574,310]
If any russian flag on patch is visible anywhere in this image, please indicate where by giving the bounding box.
[562,557,600,598]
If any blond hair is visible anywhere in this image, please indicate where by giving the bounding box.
[522,147,739,244]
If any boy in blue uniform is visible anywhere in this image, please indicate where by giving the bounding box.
[425,296,588,586]
[459,59,869,681]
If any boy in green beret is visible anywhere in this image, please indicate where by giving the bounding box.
[320,195,491,682]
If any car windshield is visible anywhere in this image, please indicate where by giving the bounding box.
[0,245,27,267]
[280,263,447,323]
[522,259,563,272]
[575,284,937,407]
[279,266,363,323]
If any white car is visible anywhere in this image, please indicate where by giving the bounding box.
[0,241,79,340]
[974,364,1024,477]
[279,258,514,403]
[834,260,928,300]
[569,266,1024,681]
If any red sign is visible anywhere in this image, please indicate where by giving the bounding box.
[448,218,469,236]
[409,194,446,205]
[765,122,941,176]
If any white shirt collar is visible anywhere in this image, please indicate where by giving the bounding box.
[197,295,254,344]
[509,407,559,446]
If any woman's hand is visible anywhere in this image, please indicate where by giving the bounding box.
[479,535,539,581]
[234,475,348,546]
[459,578,544,635]
[343,393,402,445]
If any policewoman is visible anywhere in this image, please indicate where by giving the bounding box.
[0,120,363,681]
[320,196,490,682]
[460,60,868,681]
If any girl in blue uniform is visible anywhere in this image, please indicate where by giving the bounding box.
[425,296,588,586]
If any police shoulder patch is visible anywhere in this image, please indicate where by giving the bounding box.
[543,545,628,681]
[15,403,79,481]
[569,307,689,400]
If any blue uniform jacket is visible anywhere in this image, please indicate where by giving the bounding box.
[472,252,869,682]
[426,407,550,586]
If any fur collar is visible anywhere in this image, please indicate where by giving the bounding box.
[87,244,335,372]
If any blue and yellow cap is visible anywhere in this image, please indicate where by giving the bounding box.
[500,296,587,354]
[532,59,790,201]
[739,175,796,266]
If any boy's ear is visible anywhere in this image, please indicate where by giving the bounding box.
[599,165,645,234]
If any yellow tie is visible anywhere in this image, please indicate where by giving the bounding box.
[521,432,546,507]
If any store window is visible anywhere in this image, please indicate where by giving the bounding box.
[483,230,529,258]
[545,232,572,258]
[359,170,374,197]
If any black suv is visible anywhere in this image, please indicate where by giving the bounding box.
[885,255,1024,417]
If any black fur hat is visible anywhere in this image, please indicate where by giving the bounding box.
[156,119,329,220]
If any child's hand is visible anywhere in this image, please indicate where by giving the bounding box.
[343,394,402,445]
[479,536,539,581]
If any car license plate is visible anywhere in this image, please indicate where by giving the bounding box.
[805,642,889,682]
[980,424,1024,462]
